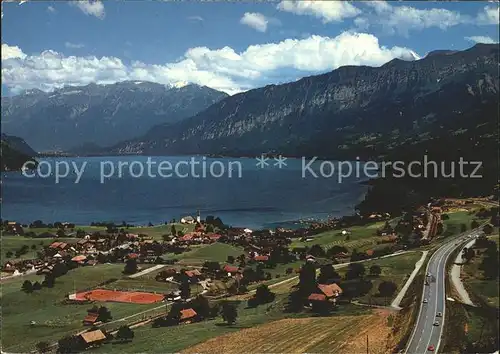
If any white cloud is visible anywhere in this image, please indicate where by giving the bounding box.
[356,1,465,35]
[2,33,419,95]
[69,0,105,19]
[356,1,499,35]
[47,6,56,13]
[465,35,498,44]
[1,44,27,60]
[65,42,85,49]
[187,15,203,21]
[277,0,361,23]
[240,12,269,32]
[476,5,499,25]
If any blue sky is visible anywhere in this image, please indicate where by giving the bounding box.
[2,1,499,95]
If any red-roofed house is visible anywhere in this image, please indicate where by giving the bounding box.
[223,265,240,275]
[83,312,99,326]
[317,283,343,298]
[179,308,197,323]
[308,293,327,302]
[254,255,269,262]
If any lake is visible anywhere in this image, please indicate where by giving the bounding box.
[1,156,372,229]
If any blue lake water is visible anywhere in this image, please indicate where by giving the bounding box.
[1,156,371,229]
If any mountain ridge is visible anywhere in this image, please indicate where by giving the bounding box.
[105,43,498,159]
[1,81,228,152]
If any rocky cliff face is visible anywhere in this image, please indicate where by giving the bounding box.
[110,44,499,159]
[1,81,228,152]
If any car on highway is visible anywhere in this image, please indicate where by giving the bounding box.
[428,345,435,351]
[423,299,428,303]
[433,321,440,326]
[436,312,442,317]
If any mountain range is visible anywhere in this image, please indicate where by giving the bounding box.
[1,82,228,152]
[106,44,498,160]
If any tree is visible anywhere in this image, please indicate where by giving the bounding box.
[317,264,340,284]
[44,273,56,288]
[171,224,176,236]
[378,281,397,297]
[36,341,50,353]
[345,263,365,280]
[483,224,494,235]
[123,258,138,274]
[202,261,221,273]
[460,224,467,233]
[97,306,112,322]
[220,302,238,324]
[22,280,33,293]
[179,280,191,299]
[116,326,134,341]
[441,214,450,220]
[33,281,42,291]
[31,244,37,250]
[57,336,83,353]
[6,251,13,258]
[252,285,275,306]
[298,262,316,296]
[227,255,235,264]
[309,244,325,257]
[471,220,480,229]
[56,229,66,238]
[369,265,382,277]
[191,294,210,319]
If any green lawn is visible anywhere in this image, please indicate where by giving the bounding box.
[165,242,245,265]
[0,264,163,352]
[336,251,423,306]
[126,223,196,240]
[462,235,499,308]
[290,221,390,254]
[442,211,477,238]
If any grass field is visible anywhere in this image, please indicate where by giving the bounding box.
[91,294,371,353]
[462,234,499,308]
[290,221,391,254]
[126,223,196,240]
[343,252,423,306]
[0,264,164,352]
[165,242,245,265]
[441,211,477,238]
[182,310,393,354]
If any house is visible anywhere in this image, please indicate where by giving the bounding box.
[254,255,269,262]
[366,249,375,257]
[305,255,316,262]
[308,293,327,303]
[79,329,106,347]
[184,269,202,279]
[179,308,197,323]
[6,222,24,235]
[83,311,99,326]
[223,265,240,276]
[317,283,343,298]
[180,216,195,224]
[71,255,87,264]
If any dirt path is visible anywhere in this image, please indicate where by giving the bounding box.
[450,239,475,306]
[391,250,428,310]
[128,264,165,278]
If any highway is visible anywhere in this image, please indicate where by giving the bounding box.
[405,229,482,353]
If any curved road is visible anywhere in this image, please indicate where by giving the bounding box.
[405,229,482,353]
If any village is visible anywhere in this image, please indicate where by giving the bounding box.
[1,198,498,353]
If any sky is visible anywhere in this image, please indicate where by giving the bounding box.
[1,0,499,96]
